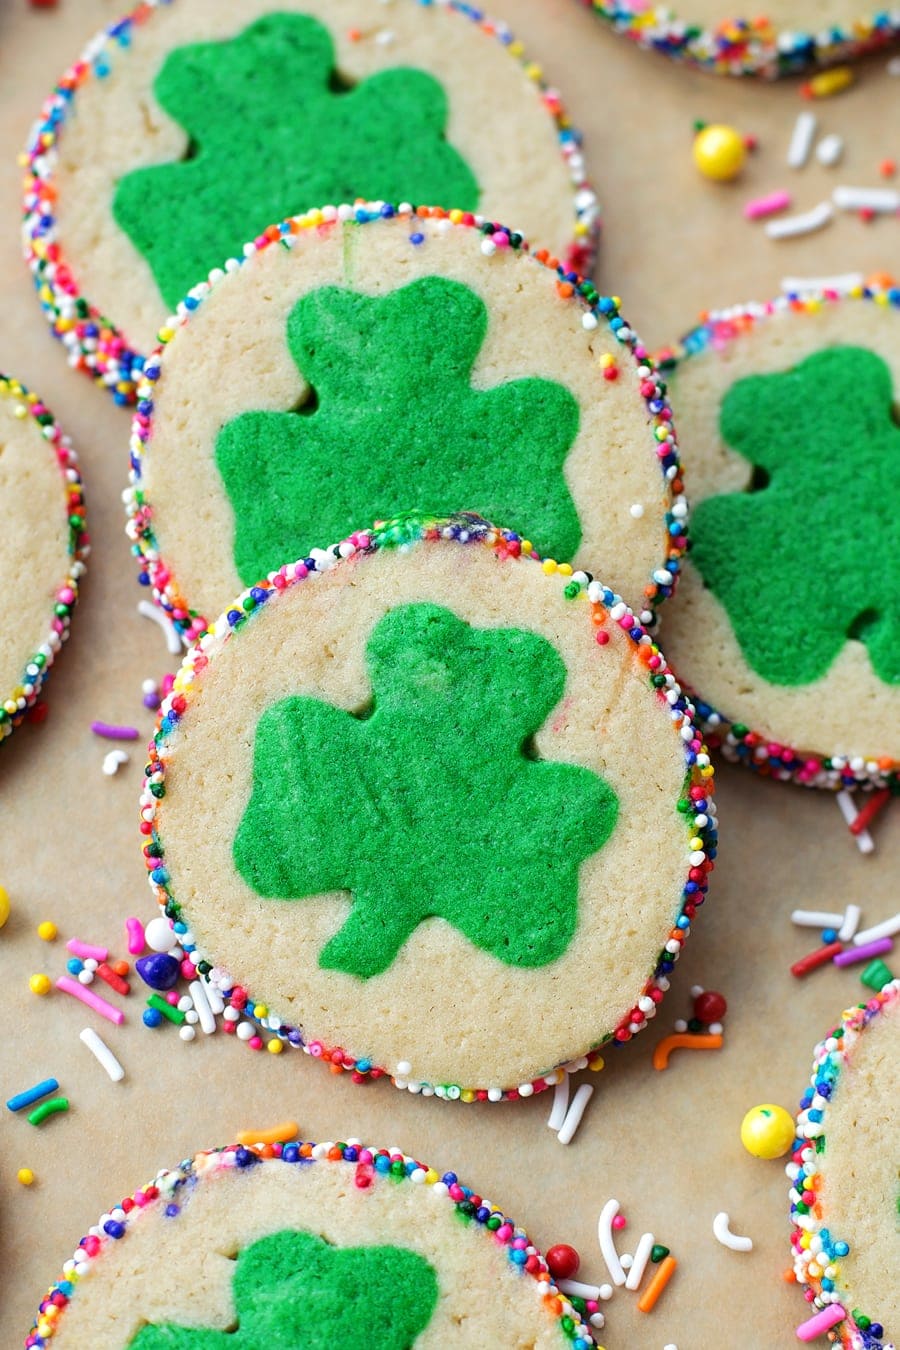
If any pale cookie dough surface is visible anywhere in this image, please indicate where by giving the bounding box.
[0,380,84,737]
[46,0,590,350]
[792,983,899,1349]
[41,1147,584,1349]
[150,523,704,1092]
[133,211,678,628]
[658,293,900,785]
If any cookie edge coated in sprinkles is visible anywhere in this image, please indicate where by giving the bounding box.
[655,282,900,793]
[20,0,599,407]
[576,0,900,78]
[124,201,687,641]
[789,978,899,1350]
[24,1136,597,1348]
[139,511,716,1101]
[0,375,88,746]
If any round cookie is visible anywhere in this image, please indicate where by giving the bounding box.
[26,1136,596,1348]
[141,512,715,1100]
[656,286,900,791]
[789,981,898,1350]
[0,375,87,744]
[576,0,900,77]
[126,203,685,640]
[22,0,598,405]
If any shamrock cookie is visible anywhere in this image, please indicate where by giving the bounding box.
[23,0,598,405]
[141,512,715,1099]
[790,981,898,1350]
[656,287,900,790]
[0,375,87,744]
[126,203,685,638]
[26,1136,596,1348]
[577,0,899,77]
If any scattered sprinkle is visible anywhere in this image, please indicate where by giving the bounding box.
[29,973,52,996]
[745,190,791,220]
[800,66,854,99]
[652,1032,722,1069]
[7,1078,59,1112]
[27,1096,69,1127]
[637,1255,677,1313]
[137,599,183,655]
[125,917,146,955]
[102,749,129,776]
[835,790,876,853]
[791,941,844,977]
[833,185,900,213]
[791,908,844,928]
[37,921,57,941]
[713,1212,753,1252]
[787,112,817,169]
[17,1168,35,1186]
[55,976,124,1025]
[765,201,832,239]
[796,1305,847,1341]
[815,134,843,167]
[624,1231,656,1289]
[833,936,893,966]
[853,912,900,945]
[597,1199,627,1286]
[90,721,139,741]
[66,938,107,962]
[740,1104,794,1158]
[79,1027,125,1082]
[557,1083,594,1145]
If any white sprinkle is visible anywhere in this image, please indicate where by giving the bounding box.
[620,1253,633,1269]
[546,1075,570,1132]
[598,1284,614,1300]
[815,134,843,167]
[582,312,599,330]
[137,600,183,655]
[833,185,900,212]
[673,1018,688,1033]
[853,913,900,945]
[624,1231,656,1289]
[791,909,844,928]
[597,1199,626,1286]
[836,790,875,854]
[780,272,863,295]
[629,503,645,518]
[837,904,862,942]
[189,980,217,1035]
[179,1024,196,1041]
[79,1027,124,1082]
[589,1312,605,1330]
[145,917,178,952]
[102,750,129,777]
[713,1211,753,1252]
[558,1278,601,1299]
[557,1083,594,1145]
[374,28,395,44]
[888,55,900,74]
[765,201,832,239]
[787,111,817,168]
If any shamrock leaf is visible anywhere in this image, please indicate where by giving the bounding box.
[690,345,900,687]
[215,276,582,582]
[113,14,478,310]
[234,603,618,978]
[129,1228,439,1349]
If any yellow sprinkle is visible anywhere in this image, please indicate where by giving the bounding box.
[599,353,615,368]
[589,1056,606,1072]
[37,921,57,941]
[235,1119,299,1146]
[0,884,9,928]
[157,327,175,343]
[542,559,558,574]
[266,1038,283,1054]
[520,539,533,555]
[424,1169,439,1184]
[29,973,51,996]
[17,1168,35,1186]
[460,1089,475,1103]
[557,563,573,576]
[254,1003,268,1018]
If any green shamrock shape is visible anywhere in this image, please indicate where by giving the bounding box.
[113,13,479,311]
[690,345,900,687]
[234,603,618,978]
[129,1228,439,1348]
[215,276,582,583]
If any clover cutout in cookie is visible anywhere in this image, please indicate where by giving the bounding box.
[129,1228,439,1348]
[113,13,478,311]
[690,345,900,687]
[233,603,618,979]
[214,276,582,582]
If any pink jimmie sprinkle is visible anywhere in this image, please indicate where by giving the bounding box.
[744,190,791,220]
[55,976,124,1026]
[796,1305,846,1341]
[66,938,108,962]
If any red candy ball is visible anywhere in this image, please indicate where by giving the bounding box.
[693,989,727,1023]
[546,1243,580,1281]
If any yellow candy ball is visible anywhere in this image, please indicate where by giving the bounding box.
[693,124,747,182]
[17,1168,35,1186]
[740,1103,795,1158]
[266,1038,283,1054]
[29,973,52,996]
[37,921,57,942]
[0,884,10,929]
